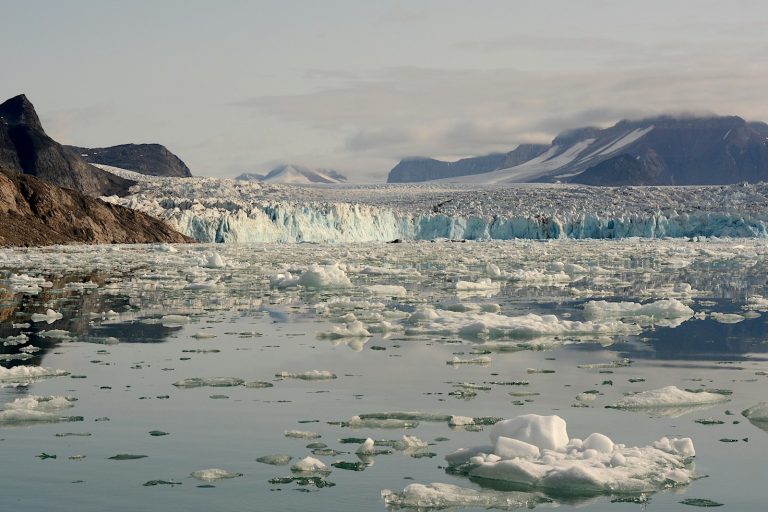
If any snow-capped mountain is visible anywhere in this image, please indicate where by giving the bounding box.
[388,116,768,186]
[236,164,347,184]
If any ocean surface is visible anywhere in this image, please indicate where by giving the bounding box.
[0,239,766,511]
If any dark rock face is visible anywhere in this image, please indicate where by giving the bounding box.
[387,145,549,183]
[571,116,768,186]
[0,95,134,196]
[0,166,192,247]
[67,143,192,178]
[387,115,768,186]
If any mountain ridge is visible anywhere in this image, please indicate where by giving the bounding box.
[387,114,768,186]
[237,164,347,184]
[0,94,134,196]
[66,143,192,178]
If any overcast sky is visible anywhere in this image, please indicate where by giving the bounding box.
[3,0,768,181]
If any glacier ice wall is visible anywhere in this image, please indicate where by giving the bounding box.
[105,178,768,243]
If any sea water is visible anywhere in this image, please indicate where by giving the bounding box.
[0,239,766,511]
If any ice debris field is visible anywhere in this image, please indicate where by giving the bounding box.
[1,238,768,511]
[103,176,768,242]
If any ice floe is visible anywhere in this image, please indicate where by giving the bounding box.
[190,468,243,481]
[609,385,729,415]
[442,413,696,494]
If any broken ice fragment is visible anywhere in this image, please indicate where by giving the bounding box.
[609,385,729,415]
[276,370,337,380]
[190,468,243,481]
[172,377,244,388]
[30,309,63,323]
[291,457,330,473]
[256,454,292,465]
[284,430,321,439]
[381,483,546,509]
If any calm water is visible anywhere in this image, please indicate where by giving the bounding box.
[0,240,766,511]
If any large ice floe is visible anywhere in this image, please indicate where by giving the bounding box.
[0,395,79,426]
[399,414,697,499]
[608,386,729,417]
[103,177,768,242]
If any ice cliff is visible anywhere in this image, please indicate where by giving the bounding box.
[104,177,768,243]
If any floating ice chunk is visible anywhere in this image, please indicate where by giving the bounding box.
[742,403,768,432]
[172,377,244,388]
[744,296,768,311]
[507,269,572,284]
[284,430,321,439]
[291,457,329,473]
[191,332,217,339]
[2,334,29,346]
[319,320,372,339]
[6,395,75,411]
[742,402,768,421]
[30,309,63,323]
[202,251,226,268]
[398,435,429,451]
[610,385,729,410]
[455,279,500,293]
[0,409,79,425]
[710,312,745,324]
[381,482,544,509]
[153,243,178,253]
[0,365,69,384]
[356,438,376,455]
[489,415,569,451]
[346,415,418,429]
[366,284,407,297]
[190,468,243,481]
[447,356,492,365]
[37,329,72,340]
[19,345,40,353]
[449,416,476,427]
[276,370,337,380]
[446,413,697,494]
[405,307,640,341]
[161,315,190,325]
[273,264,352,289]
[256,454,292,465]
[583,299,694,321]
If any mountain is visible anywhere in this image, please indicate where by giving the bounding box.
[236,164,347,184]
[66,143,192,177]
[387,144,548,183]
[0,166,191,247]
[387,115,768,186]
[0,94,134,196]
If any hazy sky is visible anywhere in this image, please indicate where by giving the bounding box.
[3,0,768,181]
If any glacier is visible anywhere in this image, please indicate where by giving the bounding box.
[102,175,768,243]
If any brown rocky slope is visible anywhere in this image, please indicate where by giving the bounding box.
[0,166,192,247]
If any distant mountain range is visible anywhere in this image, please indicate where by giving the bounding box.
[237,164,347,184]
[66,143,192,178]
[388,116,768,186]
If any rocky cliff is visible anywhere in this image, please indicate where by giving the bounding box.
[67,143,192,177]
[0,95,134,196]
[0,166,191,247]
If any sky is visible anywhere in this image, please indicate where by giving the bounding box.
[2,0,768,182]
